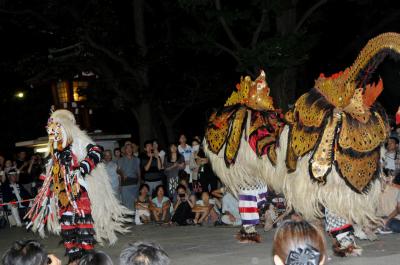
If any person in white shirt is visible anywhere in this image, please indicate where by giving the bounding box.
[1,169,31,227]
[178,134,192,181]
[383,137,400,177]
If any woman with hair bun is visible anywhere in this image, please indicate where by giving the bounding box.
[273,220,326,265]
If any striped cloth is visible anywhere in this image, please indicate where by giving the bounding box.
[238,185,267,227]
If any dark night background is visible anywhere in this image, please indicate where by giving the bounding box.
[0,0,399,156]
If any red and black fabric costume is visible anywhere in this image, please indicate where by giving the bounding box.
[28,144,102,262]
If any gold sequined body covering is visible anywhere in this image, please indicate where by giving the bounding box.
[204,71,284,193]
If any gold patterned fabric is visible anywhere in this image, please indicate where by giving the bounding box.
[205,70,283,167]
[309,115,339,182]
[225,107,247,164]
[205,109,236,155]
[284,33,400,192]
[339,111,387,153]
[335,149,380,193]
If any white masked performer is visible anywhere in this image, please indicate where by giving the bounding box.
[26,109,132,262]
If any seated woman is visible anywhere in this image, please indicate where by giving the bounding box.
[192,191,219,225]
[150,185,172,223]
[134,184,151,225]
[171,184,195,225]
[273,220,326,265]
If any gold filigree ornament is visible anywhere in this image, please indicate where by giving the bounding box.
[294,92,330,128]
[290,123,321,158]
[224,107,247,164]
[58,191,70,208]
[205,109,235,155]
[309,113,340,182]
[338,111,387,153]
[335,149,380,193]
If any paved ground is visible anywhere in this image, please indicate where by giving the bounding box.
[1,224,399,265]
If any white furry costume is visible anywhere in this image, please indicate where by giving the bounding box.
[205,71,284,242]
[26,110,132,261]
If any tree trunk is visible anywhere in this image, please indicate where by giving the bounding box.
[132,101,155,148]
[273,1,297,110]
[270,68,297,111]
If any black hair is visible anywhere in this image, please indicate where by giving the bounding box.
[389,136,400,145]
[176,184,187,192]
[119,241,169,265]
[166,144,183,163]
[144,140,153,148]
[78,251,113,265]
[139,184,150,193]
[114,148,121,153]
[2,240,48,265]
[197,149,206,159]
[155,185,165,195]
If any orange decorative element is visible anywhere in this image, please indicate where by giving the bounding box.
[363,78,383,108]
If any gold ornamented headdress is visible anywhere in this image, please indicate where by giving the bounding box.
[225,70,275,111]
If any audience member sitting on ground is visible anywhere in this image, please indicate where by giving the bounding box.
[382,177,400,233]
[171,184,195,225]
[135,184,151,225]
[2,240,61,265]
[1,169,31,227]
[213,187,241,226]
[120,241,170,265]
[150,185,172,223]
[192,191,219,225]
[78,251,113,265]
[273,220,326,265]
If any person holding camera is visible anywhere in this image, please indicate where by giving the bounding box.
[142,140,164,196]
[171,184,195,225]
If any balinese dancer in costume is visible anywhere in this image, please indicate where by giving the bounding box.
[204,70,285,242]
[26,109,132,263]
[205,33,400,255]
[282,32,400,256]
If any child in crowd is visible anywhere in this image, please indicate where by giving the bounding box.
[134,184,151,225]
[192,191,219,225]
[150,185,172,223]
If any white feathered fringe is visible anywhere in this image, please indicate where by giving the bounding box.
[206,121,382,226]
[204,111,276,195]
[35,110,133,245]
[283,152,382,226]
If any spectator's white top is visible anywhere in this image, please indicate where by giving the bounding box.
[178,144,192,161]
[178,144,192,177]
[197,199,219,213]
[10,183,23,208]
[385,151,397,170]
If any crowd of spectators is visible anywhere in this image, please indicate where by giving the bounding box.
[0,151,43,227]
[1,126,400,265]
[105,134,236,227]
